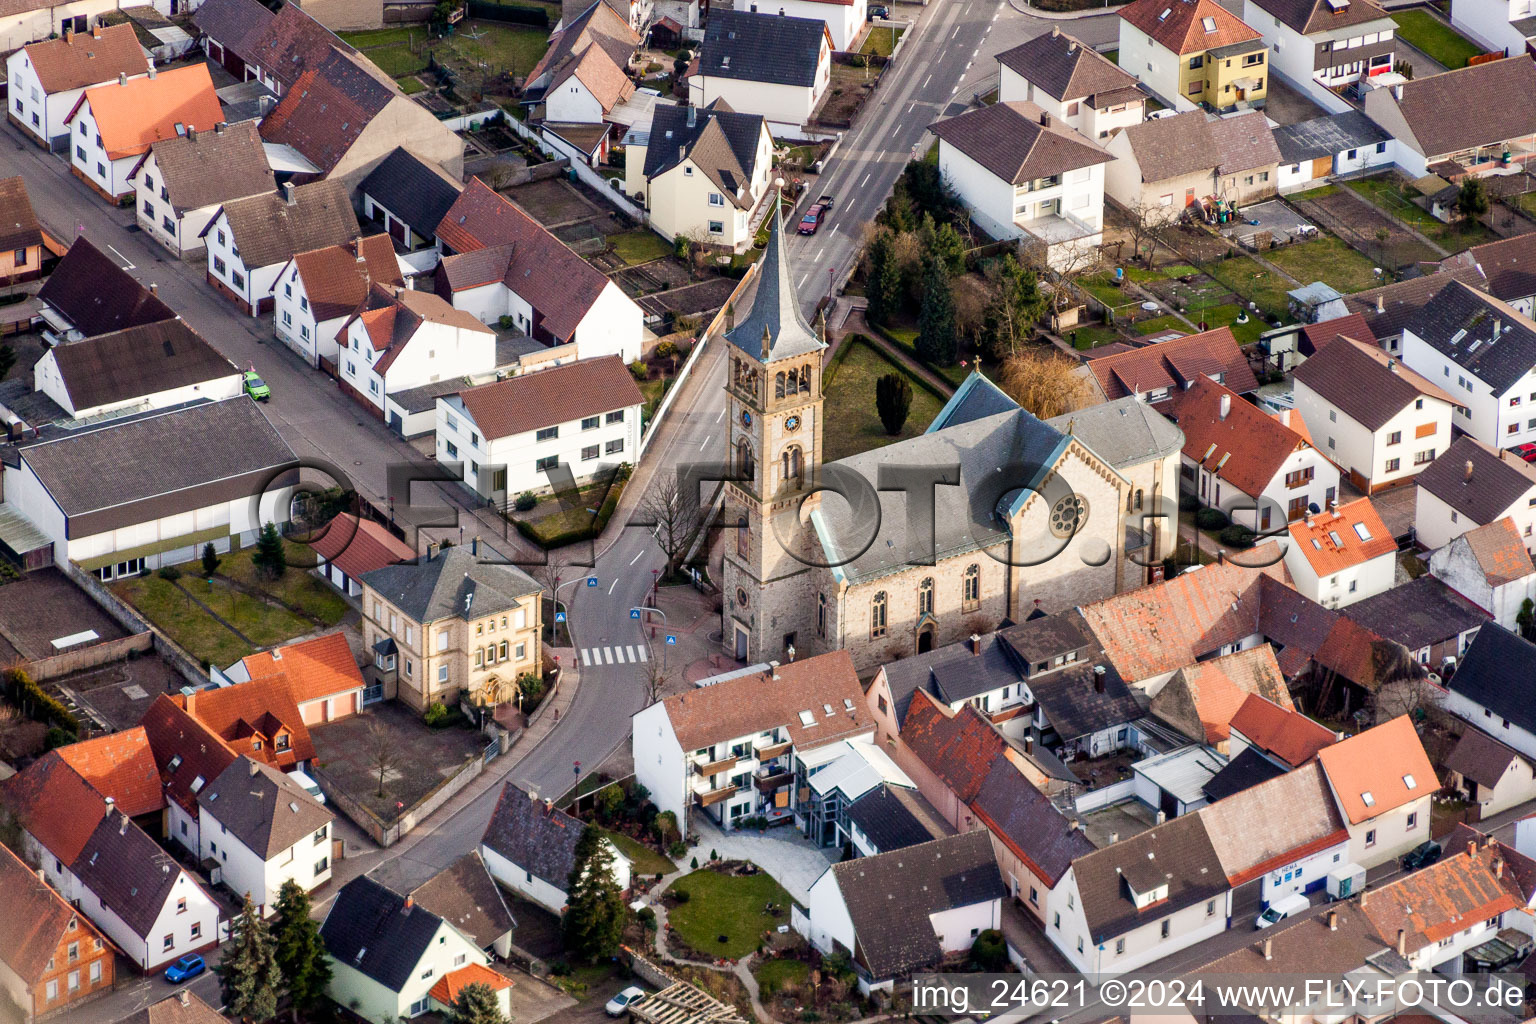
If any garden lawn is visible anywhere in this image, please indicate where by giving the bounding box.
[1344,177,1500,248]
[1124,263,1197,284]
[339,26,421,46]
[1133,313,1190,336]
[113,573,325,667]
[822,338,944,461]
[1390,9,1482,69]
[640,378,667,423]
[874,322,968,387]
[360,42,428,76]
[1264,236,1383,293]
[602,829,675,876]
[860,24,904,55]
[396,75,426,94]
[1203,255,1292,319]
[754,959,811,995]
[1289,184,1339,202]
[610,229,672,265]
[1068,324,1121,350]
[1198,303,1265,344]
[444,22,550,77]
[668,869,793,959]
[217,540,349,626]
[1081,273,1130,308]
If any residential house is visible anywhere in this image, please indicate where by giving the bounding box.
[271,234,405,370]
[32,319,242,421]
[1082,326,1259,404]
[434,178,642,363]
[0,176,44,285]
[1445,727,1536,817]
[203,180,362,316]
[632,650,874,835]
[1283,498,1397,608]
[116,993,229,1024]
[1167,377,1339,531]
[1272,110,1392,191]
[408,853,516,959]
[801,738,932,849]
[2,398,296,578]
[193,0,360,96]
[131,121,274,258]
[140,694,237,856]
[843,784,954,858]
[625,100,775,254]
[1242,0,1395,111]
[521,0,637,122]
[1226,691,1339,769]
[173,678,318,773]
[196,757,334,915]
[0,842,115,1023]
[32,236,172,343]
[337,284,497,437]
[797,831,1005,994]
[0,0,118,55]
[320,876,503,1024]
[1293,333,1458,493]
[557,0,649,38]
[358,544,544,712]
[64,65,222,202]
[1149,645,1296,754]
[1103,110,1281,218]
[1451,0,1536,56]
[996,28,1145,141]
[258,47,464,189]
[358,147,463,253]
[1314,714,1435,867]
[1439,224,1536,319]
[1009,636,1145,760]
[309,513,416,598]
[2,741,219,972]
[1361,56,1536,178]
[479,783,631,913]
[687,10,831,130]
[233,631,368,725]
[758,0,864,50]
[1254,309,1379,374]
[7,24,147,151]
[1442,625,1536,763]
[1399,280,1536,450]
[1429,517,1536,634]
[867,631,1034,746]
[928,100,1112,270]
[1413,436,1536,552]
[1344,267,1487,353]
[1116,0,1268,110]
[435,356,643,502]
[1342,574,1488,668]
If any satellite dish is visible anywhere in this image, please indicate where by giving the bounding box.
[1308,502,1321,514]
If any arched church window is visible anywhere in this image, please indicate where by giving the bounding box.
[870,592,888,638]
[918,577,934,616]
[775,372,785,399]
[963,564,980,610]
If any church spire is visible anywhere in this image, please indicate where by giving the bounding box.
[724,193,826,362]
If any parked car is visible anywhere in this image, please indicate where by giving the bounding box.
[1401,839,1442,872]
[288,769,325,805]
[606,987,647,1017]
[164,954,206,983]
[798,194,835,235]
[1255,892,1309,929]
[869,5,889,16]
[1511,442,1536,463]
[243,370,271,402]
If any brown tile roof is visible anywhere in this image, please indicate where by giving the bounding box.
[1164,377,1313,498]
[554,41,635,112]
[48,319,237,414]
[455,355,643,441]
[0,176,42,254]
[139,694,238,815]
[258,50,399,173]
[1443,232,1536,306]
[0,842,104,984]
[1360,841,1524,953]
[434,178,613,343]
[1073,812,1228,940]
[241,632,365,707]
[1377,57,1536,160]
[117,993,229,1024]
[24,22,146,93]
[1343,268,1487,339]
[1199,761,1349,886]
[659,649,869,751]
[1118,0,1260,56]
[196,0,363,92]
[71,64,223,160]
[288,234,403,323]
[149,120,274,212]
[1461,517,1536,587]
[1118,109,1216,181]
[899,690,1012,804]
[190,0,274,58]
[410,851,516,951]
[1294,334,1459,430]
[307,512,417,579]
[1197,901,1389,973]
[1,755,109,866]
[1297,311,1376,357]
[928,100,1112,185]
[996,29,1140,103]
[1417,435,1536,527]
[1086,326,1257,400]
[527,0,637,93]
[212,178,360,271]
[1250,0,1391,34]
[52,727,164,817]
[1208,110,1282,174]
[1316,715,1436,824]
[1228,692,1337,767]
[970,758,1095,888]
[175,676,316,768]
[1287,498,1397,576]
[1445,727,1524,790]
[37,236,175,337]
[1150,645,1293,745]
[197,756,332,858]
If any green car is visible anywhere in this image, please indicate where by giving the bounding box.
[243,370,271,402]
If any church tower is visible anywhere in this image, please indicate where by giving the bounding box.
[720,197,827,666]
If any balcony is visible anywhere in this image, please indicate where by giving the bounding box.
[692,777,738,806]
[755,769,793,793]
[691,753,740,777]
[754,738,792,761]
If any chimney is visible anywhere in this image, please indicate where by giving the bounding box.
[216,121,225,134]
[1039,111,1051,128]
[1109,831,1119,844]
[149,283,158,296]
[1024,735,1034,754]
[1069,819,1080,831]
[147,63,156,79]
[1155,810,1166,824]
[394,286,406,300]
[62,23,72,39]
[105,796,115,811]
[544,798,554,815]
[1280,408,1291,427]
[1387,357,1397,373]
[1465,459,1475,482]
[178,991,190,1007]
[249,760,260,778]
[471,536,479,556]
[970,633,982,656]
[1376,294,1386,314]
[1392,83,1403,100]
[1495,857,1505,879]
[769,659,781,681]
[1495,319,1503,338]
[91,23,100,37]
[1469,840,1478,858]
[1396,928,1406,957]
[35,868,45,883]
[679,144,686,164]
[1502,448,1509,461]
[686,104,696,128]
[282,181,296,206]
[1094,664,1106,693]
[426,540,440,561]
[1219,393,1231,420]
[1262,937,1273,961]
[1051,25,1059,36]
[1327,909,1338,931]
[118,71,127,86]
[185,689,196,715]
[403,894,414,912]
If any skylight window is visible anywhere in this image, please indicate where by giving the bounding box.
[1353,522,1373,541]
[1202,15,1217,30]
[798,710,816,726]
[1158,6,1171,19]
[1403,774,1417,789]
[1361,791,1375,807]
[1328,531,1343,546]
[843,699,855,711]
[190,776,205,793]
[823,703,833,714]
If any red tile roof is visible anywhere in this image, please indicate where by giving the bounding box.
[659,649,868,751]
[52,727,165,817]
[139,694,237,815]
[1360,840,1523,952]
[1460,517,1536,588]
[1155,645,1293,745]
[1118,0,1261,55]
[427,963,512,1006]
[1,755,109,866]
[289,235,404,324]
[0,842,107,984]
[24,23,148,94]
[1086,327,1259,402]
[241,632,364,707]
[308,512,417,579]
[456,356,643,441]
[1167,377,1314,498]
[1287,498,1397,577]
[1227,692,1337,767]
[71,65,223,160]
[1316,715,1436,824]
[175,677,315,767]
[899,690,1010,804]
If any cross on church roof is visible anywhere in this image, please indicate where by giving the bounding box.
[725,194,827,362]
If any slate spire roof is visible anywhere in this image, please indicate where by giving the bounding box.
[723,196,825,362]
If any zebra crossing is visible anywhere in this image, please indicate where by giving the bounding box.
[582,644,649,666]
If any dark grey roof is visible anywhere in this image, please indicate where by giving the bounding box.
[1403,280,1536,394]
[321,876,444,991]
[723,198,824,362]
[73,810,188,936]
[1446,625,1536,735]
[358,148,463,239]
[1342,576,1489,652]
[995,29,1139,103]
[479,782,587,890]
[1445,727,1522,790]
[410,852,516,951]
[1030,662,1144,743]
[1271,111,1391,164]
[997,610,1099,668]
[38,237,176,338]
[358,545,540,625]
[642,100,765,209]
[1201,745,1287,802]
[878,633,1023,719]
[928,101,1113,186]
[845,784,954,854]
[1073,811,1226,941]
[929,371,1019,432]
[972,759,1095,882]
[48,320,237,413]
[1046,396,1184,470]
[698,10,826,87]
[1415,436,1536,526]
[198,757,333,859]
[828,831,1004,980]
[19,398,296,517]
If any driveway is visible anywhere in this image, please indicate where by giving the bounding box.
[691,818,836,904]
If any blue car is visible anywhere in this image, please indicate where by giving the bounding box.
[164,954,206,984]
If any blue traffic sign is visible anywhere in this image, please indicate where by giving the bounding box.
[665,634,677,646]
[630,608,641,619]
[586,576,598,587]
[555,611,567,623]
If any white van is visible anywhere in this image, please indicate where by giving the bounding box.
[1256,892,1310,929]
[288,769,325,805]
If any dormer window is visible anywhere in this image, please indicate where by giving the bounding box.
[277,734,290,750]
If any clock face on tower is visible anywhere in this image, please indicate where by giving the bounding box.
[785,415,800,431]
[741,410,753,427]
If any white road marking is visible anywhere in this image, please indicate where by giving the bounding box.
[627,645,641,662]
[108,245,135,269]
[715,409,725,423]
[635,645,648,662]
[584,648,598,664]
[699,438,710,451]
[991,9,999,20]
[629,550,643,565]
[923,73,933,88]
[860,173,871,188]
[608,578,618,595]
[603,647,615,664]
[950,24,960,38]
[614,646,629,663]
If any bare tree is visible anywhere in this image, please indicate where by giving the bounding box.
[996,350,1091,420]
[639,471,704,576]
[366,718,399,798]
[532,551,570,599]
[642,656,668,705]
[1121,199,1170,269]
[1045,240,1104,316]
[1371,668,1448,728]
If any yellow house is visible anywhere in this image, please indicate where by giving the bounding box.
[1118,0,1269,111]
[625,100,776,253]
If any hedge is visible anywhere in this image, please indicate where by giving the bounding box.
[465,0,549,26]
[3,666,79,733]
[514,476,628,548]
[1194,506,1229,531]
[1218,523,1256,549]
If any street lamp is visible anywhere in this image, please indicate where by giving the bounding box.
[633,606,668,671]
[550,575,591,657]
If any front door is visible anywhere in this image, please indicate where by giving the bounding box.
[734,626,748,661]
[917,626,934,654]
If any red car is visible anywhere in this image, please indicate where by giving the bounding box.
[798,194,835,235]
[1511,442,1536,463]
